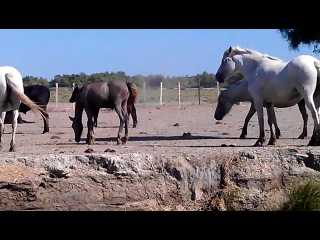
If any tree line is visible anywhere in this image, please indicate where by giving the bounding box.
[22,71,243,89]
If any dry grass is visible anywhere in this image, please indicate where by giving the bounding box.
[148,199,201,211]
[0,164,45,182]
[49,87,220,104]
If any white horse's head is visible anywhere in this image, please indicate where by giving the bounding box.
[215,46,237,83]
[214,89,234,120]
[214,80,245,120]
[215,46,284,83]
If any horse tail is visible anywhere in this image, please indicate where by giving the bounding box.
[5,73,45,121]
[313,60,320,107]
[314,60,320,86]
[315,60,320,73]
[126,82,138,107]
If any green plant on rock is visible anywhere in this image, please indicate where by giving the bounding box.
[222,188,240,211]
[283,179,320,211]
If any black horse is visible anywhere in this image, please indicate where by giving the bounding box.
[4,85,50,134]
[69,84,138,128]
[69,80,138,145]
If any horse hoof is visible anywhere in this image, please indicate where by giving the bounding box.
[297,135,307,139]
[268,140,276,145]
[86,140,94,145]
[239,134,246,139]
[121,137,129,144]
[9,147,16,152]
[253,142,263,147]
[308,138,318,146]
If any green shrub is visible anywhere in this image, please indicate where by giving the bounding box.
[283,179,320,211]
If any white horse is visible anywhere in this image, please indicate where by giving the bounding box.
[0,66,44,152]
[215,46,320,147]
[214,79,308,139]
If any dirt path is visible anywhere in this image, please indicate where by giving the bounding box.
[0,102,312,158]
[0,102,319,211]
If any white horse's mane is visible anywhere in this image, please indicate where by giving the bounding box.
[225,46,284,62]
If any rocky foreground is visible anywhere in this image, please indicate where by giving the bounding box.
[0,147,319,211]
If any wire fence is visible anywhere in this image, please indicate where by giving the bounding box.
[49,82,222,109]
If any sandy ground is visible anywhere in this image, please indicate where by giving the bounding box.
[0,102,314,158]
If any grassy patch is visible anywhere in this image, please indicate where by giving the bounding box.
[199,187,240,211]
[281,179,320,211]
[50,88,72,103]
[49,87,221,104]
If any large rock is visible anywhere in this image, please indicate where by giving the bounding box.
[0,148,319,211]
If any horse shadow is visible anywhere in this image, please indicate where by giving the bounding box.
[92,135,219,142]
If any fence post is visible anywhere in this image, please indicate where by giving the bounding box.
[217,82,220,97]
[160,81,163,105]
[143,81,146,106]
[55,83,58,108]
[178,82,181,105]
[198,80,201,105]
[72,83,75,110]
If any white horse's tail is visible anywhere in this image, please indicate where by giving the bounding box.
[314,60,320,86]
[5,73,45,120]
[314,60,320,70]
[313,60,320,109]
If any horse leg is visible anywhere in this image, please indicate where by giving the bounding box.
[300,96,320,146]
[271,109,281,139]
[273,121,281,139]
[266,103,277,145]
[115,103,126,145]
[252,98,266,147]
[85,109,95,145]
[2,117,5,134]
[131,104,138,128]
[122,103,129,144]
[0,110,5,151]
[127,106,132,127]
[41,108,49,134]
[120,99,129,144]
[9,109,19,152]
[297,99,308,139]
[240,103,256,139]
[93,109,99,127]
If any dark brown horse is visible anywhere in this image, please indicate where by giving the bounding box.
[69,84,138,128]
[69,80,138,145]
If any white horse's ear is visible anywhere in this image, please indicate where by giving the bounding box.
[228,46,232,54]
[69,116,74,121]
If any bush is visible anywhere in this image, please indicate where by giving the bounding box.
[282,179,320,211]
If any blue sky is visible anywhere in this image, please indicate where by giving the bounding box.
[0,29,317,81]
